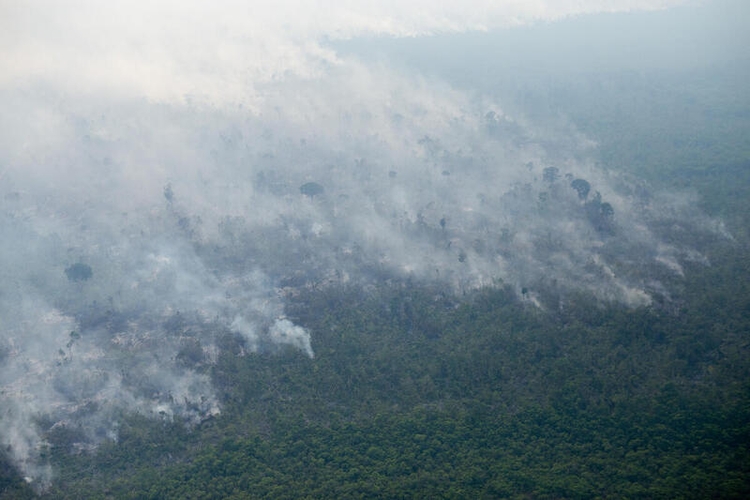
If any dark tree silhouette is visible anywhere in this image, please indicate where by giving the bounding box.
[571,178,591,200]
[585,193,615,234]
[65,263,93,282]
[163,183,174,203]
[543,167,560,184]
[300,182,325,198]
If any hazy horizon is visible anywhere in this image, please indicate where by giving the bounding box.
[1,0,747,487]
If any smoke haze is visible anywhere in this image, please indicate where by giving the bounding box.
[1,0,739,487]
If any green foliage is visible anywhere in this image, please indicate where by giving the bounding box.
[31,242,750,499]
[7,61,750,498]
[0,455,35,500]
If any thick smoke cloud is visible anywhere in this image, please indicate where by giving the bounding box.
[0,0,726,488]
[1,0,685,105]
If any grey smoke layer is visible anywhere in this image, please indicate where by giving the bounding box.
[0,3,733,487]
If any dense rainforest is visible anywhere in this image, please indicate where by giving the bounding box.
[3,173,749,498]
[3,11,750,499]
[4,238,747,499]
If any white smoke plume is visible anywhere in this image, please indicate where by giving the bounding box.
[1,0,733,487]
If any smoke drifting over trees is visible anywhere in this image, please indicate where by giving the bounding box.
[1,0,743,488]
